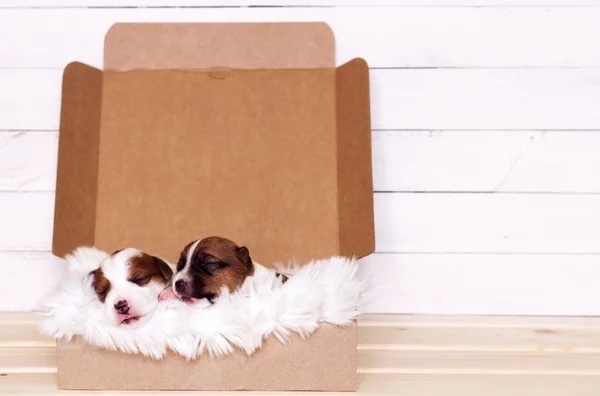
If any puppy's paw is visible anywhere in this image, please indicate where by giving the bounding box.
[158,288,177,302]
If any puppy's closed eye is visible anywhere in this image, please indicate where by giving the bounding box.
[197,257,226,275]
[130,276,150,286]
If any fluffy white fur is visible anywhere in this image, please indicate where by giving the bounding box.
[38,247,367,360]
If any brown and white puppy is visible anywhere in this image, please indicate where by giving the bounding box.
[168,236,287,304]
[89,248,173,326]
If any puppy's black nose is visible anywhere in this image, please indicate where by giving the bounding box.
[175,280,187,293]
[114,300,129,315]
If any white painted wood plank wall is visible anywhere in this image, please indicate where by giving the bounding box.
[1,1,600,315]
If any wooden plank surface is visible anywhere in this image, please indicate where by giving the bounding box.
[0,253,66,313]
[372,69,600,131]
[7,372,600,396]
[6,372,600,396]
[5,191,600,254]
[372,130,600,193]
[2,0,600,320]
[5,251,600,315]
[4,314,600,395]
[358,315,600,328]
[374,193,600,254]
[359,253,600,315]
[4,0,600,6]
[0,193,54,251]
[360,350,600,374]
[7,130,600,193]
[2,8,600,69]
[3,0,600,6]
[6,192,600,254]
[359,325,600,352]
[0,132,58,192]
[4,69,600,131]
[0,348,55,374]
[14,312,600,349]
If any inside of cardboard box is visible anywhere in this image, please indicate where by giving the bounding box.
[97,68,338,264]
[56,62,374,265]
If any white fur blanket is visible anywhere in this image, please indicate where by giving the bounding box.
[38,247,367,360]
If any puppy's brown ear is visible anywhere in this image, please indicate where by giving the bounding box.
[153,256,174,281]
[236,246,252,271]
[88,269,98,286]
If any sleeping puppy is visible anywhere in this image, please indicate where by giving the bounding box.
[89,248,174,326]
[165,236,287,304]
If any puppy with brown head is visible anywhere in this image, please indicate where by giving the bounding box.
[170,236,287,304]
[90,248,174,327]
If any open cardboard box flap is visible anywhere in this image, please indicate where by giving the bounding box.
[52,23,374,391]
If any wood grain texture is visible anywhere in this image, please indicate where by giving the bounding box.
[0,347,55,374]
[371,69,600,131]
[4,69,600,131]
[370,130,600,193]
[4,251,600,314]
[3,1,600,318]
[6,373,600,396]
[358,315,600,328]
[4,0,600,6]
[7,192,600,254]
[0,253,66,312]
[0,70,61,131]
[7,130,600,193]
[5,314,600,395]
[359,349,600,374]
[359,253,600,315]
[0,132,58,192]
[374,193,600,254]
[0,194,54,251]
[2,8,600,68]
[11,312,600,349]
[360,326,600,353]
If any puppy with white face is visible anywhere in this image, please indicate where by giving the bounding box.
[169,236,287,304]
[89,248,174,327]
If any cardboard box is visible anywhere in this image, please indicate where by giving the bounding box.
[52,22,374,391]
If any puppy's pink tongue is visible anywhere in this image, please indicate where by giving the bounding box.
[158,288,177,301]
[117,311,142,325]
[182,296,200,304]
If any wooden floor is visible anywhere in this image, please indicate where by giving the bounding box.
[4,314,600,395]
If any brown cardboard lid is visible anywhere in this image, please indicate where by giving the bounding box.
[105,23,335,71]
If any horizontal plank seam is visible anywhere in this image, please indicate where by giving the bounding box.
[6,129,600,133]
[7,316,600,329]
[6,250,600,256]
[358,368,600,375]
[358,345,600,353]
[10,343,600,353]
[9,190,600,195]
[358,321,600,329]
[5,66,600,71]
[8,368,600,376]
[7,368,600,376]
[374,192,600,195]
[2,5,600,9]
[9,249,600,255]
[10,189,600,196]
[0,5,333,10]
